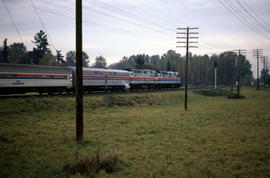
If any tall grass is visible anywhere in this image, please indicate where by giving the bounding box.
[0,88,269,177]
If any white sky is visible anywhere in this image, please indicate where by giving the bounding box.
[0,0,270,77]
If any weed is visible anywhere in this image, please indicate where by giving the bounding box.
[63,151,120,175]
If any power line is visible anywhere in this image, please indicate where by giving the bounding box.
[224,0,268,39]
[3,0,24,43]
[89,0,224,52]
[240,0,270,28]
[229,0,270,38]
[235,0,270,34]
[215,0,266,40]
[90,0,175,33]
[30,0,57,52]
[36,0,221,53]
[84,6,171,36]
[34,5,172,42]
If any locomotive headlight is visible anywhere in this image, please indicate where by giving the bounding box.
[68,75,72,80]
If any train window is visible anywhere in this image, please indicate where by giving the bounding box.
[144,71,147,74]
[113,72,117,75]
[133,70,141,74]
[0,74,5,79]
[94,71,98,75]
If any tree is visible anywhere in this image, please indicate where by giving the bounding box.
[65,50,89,67]
[39,52,58,66]
[92,56,107,68]
[135,54,145,69]
[29,48,43,65]
[260,68,270,86]
[32,30,50,55]
[56,50,65,64]
[108,56,135,69]
[0,39,9,63]
[167,60,171,71]
[31,30,51,64]
[7,43,29,64]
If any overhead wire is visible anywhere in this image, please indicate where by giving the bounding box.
[30,0,57,52]
[215,0,265,40]
[224,0,268,38]
[89,0,224,54]
[83,6,172,36]
[2,0,24,43]
[34,0,223,55]
[90,0,175,33]
[33,2,173,42]
[240,0,270,28]
[235,0,270,34]
[227,0,270,38]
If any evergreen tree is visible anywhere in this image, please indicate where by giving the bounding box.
[135,54,145,69]
[32,30,50,55]
[92,56,107,68]
[56,50,65,64]
[1,39,9,63]
[65,50,89,67]
[31,30,51,64]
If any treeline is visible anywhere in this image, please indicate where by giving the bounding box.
[108,50,254,86]
[1,30,267,86]
[0,30,107,68]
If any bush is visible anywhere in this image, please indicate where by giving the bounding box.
[193,89,229,97]
[63,151,120,175]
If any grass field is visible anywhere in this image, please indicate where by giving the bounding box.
[0,88,270,177]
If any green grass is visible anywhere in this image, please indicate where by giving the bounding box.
[0,88,270,177]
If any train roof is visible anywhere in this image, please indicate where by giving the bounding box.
[0,63,73,74]
[83,67,130,73]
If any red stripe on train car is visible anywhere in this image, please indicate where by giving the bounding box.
[54,75,65,78]
[5,74,13,77]
[108,76,130,79]
[17,74,35,77]
[83,76,103,78]
[39,74,50,78]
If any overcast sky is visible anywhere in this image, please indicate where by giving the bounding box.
[0,0,269,76]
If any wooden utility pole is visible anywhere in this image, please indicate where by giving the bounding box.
[262,56,268,87]
[176,27,199,110]
[233,49,247,97]
[230,57,236,95]
[253,49,263,90]
[76,0,83,141]
[214,62,217,89]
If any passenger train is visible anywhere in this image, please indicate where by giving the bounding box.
[0,63,181,95]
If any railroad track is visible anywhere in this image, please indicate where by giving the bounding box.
[0,85,227,99]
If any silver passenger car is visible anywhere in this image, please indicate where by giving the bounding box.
[81,67,131,91]
[0,63,73,94]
